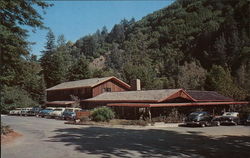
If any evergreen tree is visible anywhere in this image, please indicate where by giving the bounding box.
[40,30,57,88]
[67,58,91,81]
[0,0,51,111]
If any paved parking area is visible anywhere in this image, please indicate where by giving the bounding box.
[1,116,250,158]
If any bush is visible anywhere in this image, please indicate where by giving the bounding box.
[91,107,115,122]
[165,108,185,123]
[120,120,148,126]
[1,123,13,135]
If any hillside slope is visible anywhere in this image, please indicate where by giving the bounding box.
[41,0,250,100]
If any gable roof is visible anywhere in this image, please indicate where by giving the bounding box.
[186,90,233,101]
[46,76,131,91]
[84,89,183,102]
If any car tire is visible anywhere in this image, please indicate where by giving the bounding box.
[201,123,206,127]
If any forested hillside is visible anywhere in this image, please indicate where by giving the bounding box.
[1,0,250,112]
[40,0,249,99]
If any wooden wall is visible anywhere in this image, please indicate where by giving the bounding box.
[92,80,129,97]
[47,79,129,102]
[47,87,92,101]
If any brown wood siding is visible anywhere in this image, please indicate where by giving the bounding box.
[47,87,92,101]
[92,80,129,97]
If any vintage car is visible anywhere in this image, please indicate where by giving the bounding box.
[246,115,250,125]
[61,108,81,120]
[220,112,240,125]
[211,116,222,126]
[9,108,22,115]
[20,108,33,116]
[49,108,66,118]
[27,106,42,116]
[38,107,55,117]
[241,114,250,125]
[185,112,213,127]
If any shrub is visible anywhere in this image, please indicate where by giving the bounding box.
[165,108,185,123]
[1,123,13,135]
[91,107,115,122]
[120,120,148,126]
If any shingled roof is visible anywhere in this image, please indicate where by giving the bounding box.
[84,89,234,103]
[186,90,233,101]
[46,76,131,91]
[84,89,182,102]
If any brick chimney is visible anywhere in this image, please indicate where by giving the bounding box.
[131,79,141,91]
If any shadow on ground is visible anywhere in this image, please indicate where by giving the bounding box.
[47,126,250,158]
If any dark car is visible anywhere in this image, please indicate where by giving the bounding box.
[185,112,213,127]
[211,117,222,126]
[241,114,250,125]
[246,115,250,125]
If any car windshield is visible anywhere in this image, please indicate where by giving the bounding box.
[54,109,62,111]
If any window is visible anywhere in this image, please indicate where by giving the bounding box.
[103,88,111,92]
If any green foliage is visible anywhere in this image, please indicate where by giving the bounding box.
[1,0,50,111]
[91,107,115,122]
[177,62,207,90]
[67,57,91,81]
[0,0,52,63]
[1,86,37,113]
[205,65,246,100]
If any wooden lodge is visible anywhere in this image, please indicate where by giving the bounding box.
[45,76,249,120]
[83,89,249,120]
[45,76,131,107]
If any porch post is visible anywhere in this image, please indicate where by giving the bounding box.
[148,107,152,122]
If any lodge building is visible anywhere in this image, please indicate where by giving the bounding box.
[45,76,249,119]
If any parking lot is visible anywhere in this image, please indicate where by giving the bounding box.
[1,115,250,158]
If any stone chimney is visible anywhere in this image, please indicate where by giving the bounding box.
[131,79,141,91]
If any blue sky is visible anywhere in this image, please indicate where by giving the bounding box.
[27,1,173,57]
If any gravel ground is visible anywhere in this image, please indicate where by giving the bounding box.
[1,115,250,158]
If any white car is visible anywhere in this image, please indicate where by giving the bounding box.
[222,112,239,117]
[20,108,33,116]
[49,108,66,118]
[9,108,22,115]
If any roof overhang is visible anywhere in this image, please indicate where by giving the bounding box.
[107,101,250,108]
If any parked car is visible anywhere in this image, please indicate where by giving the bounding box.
[9,108,22,115]
[220,112,240,125]
[211,116,222,126]
[62,108,81,120]
[38,107,55,118]
[185,112,213,127]
[27,106,42,116]
[20,108,33,116]
[246,115,250,126]
[49,108,66,119]
[241,114,250,126]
